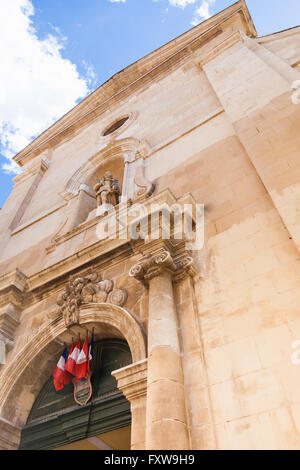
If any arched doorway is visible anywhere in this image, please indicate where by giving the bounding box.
[0,303,147,450]
[19,339,132,450]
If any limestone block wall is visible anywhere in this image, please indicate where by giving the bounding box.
[194,30,300,449]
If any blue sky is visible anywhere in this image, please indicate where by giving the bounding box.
[0,0,299,207]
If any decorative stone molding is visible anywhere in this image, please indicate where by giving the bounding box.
[12,157,49,187]
[99,112,139,145]
[30,189,198,291]
[0,269,27,350]
[9,159,50,232]
[112,359,148,450]
[129,247,197,285]
[197,30,245,68]
[0,303,146,432]
[0,269,27,298]
[0,304,21,349]
[54,273,128,328]
[112,359,148,402]
[63,137,142,199]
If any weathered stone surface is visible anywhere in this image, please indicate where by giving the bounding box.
[54,273,128,328]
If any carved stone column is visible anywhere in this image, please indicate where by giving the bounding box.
[130,245,196,450]
[112,359,148,450]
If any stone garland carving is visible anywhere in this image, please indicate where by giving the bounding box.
[129,249,196,285]
[56,273,127,328]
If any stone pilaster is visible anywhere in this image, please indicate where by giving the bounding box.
[174,276,216,449]
[0,269,27,352]
[129,244,196,450]
[112,359,148,450]
[10,158,49,232]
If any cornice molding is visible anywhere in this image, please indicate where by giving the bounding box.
[257,25,300,44]
[0,270,27,350]
[0,269,27,295]
[198,30,245,68]
[12,158,49,187]
[25,188,197,293]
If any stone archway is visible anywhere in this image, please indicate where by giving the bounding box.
[0,303,147,450]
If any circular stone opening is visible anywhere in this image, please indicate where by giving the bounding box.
[102,116,129,136]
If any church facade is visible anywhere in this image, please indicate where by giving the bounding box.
[1,0,300,450]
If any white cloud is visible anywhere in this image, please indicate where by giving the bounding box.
[0,0,91,174]
[109,0,197,10]
[191,0,216,25]
[82,60,98,88]
[168,0,196,8]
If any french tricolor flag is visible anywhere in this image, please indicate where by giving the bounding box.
[53,347,69,391]
[65,338,81,376]
[76,336,89,380]
[63,343,74,385]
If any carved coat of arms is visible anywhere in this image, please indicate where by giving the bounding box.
[73,372,93,406]
[55,273,127,328]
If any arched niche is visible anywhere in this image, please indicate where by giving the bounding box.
[0,303,147,447]
[87,155,125,198]
[59,138,143,232]
[63,138,141,199]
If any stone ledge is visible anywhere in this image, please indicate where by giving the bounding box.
[112,359,148,401]
[0,269,27,294]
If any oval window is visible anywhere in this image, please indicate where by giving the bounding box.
[102,116,129,137]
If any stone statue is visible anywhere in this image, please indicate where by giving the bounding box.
[93,171,120,208]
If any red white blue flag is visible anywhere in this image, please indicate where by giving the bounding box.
[76,336,89,380]
[65,338,81,376]
[53,347,69,391]
[63,343,74,385]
